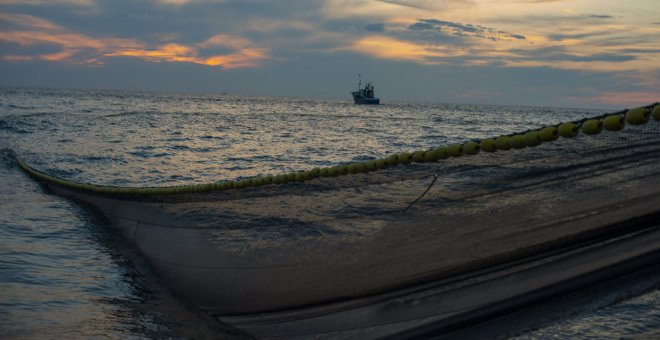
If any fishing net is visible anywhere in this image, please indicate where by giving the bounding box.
[16,104,660,335]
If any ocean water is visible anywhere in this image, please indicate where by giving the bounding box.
[0,87,657,338]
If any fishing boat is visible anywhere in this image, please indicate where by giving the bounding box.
[351,75,380,104]
[15,104,660,338]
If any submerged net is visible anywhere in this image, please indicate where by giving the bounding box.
[15,103,660,317]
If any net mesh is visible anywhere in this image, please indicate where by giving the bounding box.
[15,104,660,316]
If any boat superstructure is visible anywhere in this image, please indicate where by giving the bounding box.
[351,74,380,104]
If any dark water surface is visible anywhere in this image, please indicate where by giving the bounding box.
[1,87,657,338]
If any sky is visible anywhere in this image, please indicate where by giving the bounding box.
[0,0,659,108]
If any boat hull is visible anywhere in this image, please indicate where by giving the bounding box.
[352,93,380,104]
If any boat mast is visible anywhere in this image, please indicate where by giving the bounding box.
[358,74,362,91]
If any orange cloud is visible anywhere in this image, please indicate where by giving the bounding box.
[0,13,142,63]
[105,44,200,63]
[104,37,270,69]
[204,48,269,69]
[348,35,525,65]
[0,13,269,69]
[350,36,452,63]
[325,0,660,78]
[197,34,270,68]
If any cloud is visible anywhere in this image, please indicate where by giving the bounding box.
[0,13,141,62]
[349,35,451,63]
[408,21,435,31]
[0,0,96,5]
[0,13,269,69]
[547,31,611,41]
[364,23,386,32]
[375,0,429,10]
[104,44,199,64]
[344,12,660,78]
[106,34,269,69]
[407,19,526,41]
[152,0,196,4]
[197,34,254,50]
[344,15,658,79]
[619,48,660,54]
[150,0,225,5]
[513,0,566,2]
[322,0,473,20]
[347,33,522,66]
[509,47,636,63]
[375,0,473,11]
[0,0,657,107]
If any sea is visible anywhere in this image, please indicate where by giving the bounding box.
[1,87,658,338]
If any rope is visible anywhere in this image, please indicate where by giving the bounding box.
[404,173,439,211]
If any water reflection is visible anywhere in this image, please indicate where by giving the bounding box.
[0,157,244,338]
